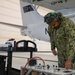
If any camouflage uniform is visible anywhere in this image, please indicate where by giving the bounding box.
[48,16,75,68]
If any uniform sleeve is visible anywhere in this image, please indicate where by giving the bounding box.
[63,19,75,61]
[50,37,55,50]
[48,26,55,50]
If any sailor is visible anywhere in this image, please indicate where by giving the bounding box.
[44,12,75,69]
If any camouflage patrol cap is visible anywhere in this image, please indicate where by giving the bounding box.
[44,12,57,25]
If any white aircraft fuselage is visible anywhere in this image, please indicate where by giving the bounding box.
[20,1,50,42]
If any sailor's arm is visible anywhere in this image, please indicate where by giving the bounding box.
[48,26,57,55]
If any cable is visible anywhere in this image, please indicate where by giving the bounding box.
[22,56,45,75]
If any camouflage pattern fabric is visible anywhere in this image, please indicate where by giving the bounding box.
[48,16,75,69]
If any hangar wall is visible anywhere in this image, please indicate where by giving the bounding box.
[0,0,25,42]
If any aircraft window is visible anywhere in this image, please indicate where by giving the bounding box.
[23,5,34,13]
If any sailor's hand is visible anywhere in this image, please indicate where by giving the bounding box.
[65,60,72,69]
[52,50,57,56]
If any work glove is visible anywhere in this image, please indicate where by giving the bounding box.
[65,60,72,69]
[52,50,57,56]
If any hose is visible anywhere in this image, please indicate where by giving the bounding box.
[22,56,45,75]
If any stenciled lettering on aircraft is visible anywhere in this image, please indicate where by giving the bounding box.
[45,28,48,34]
[23,5,34,13]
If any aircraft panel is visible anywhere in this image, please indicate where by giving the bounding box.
[25,0,75,10]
